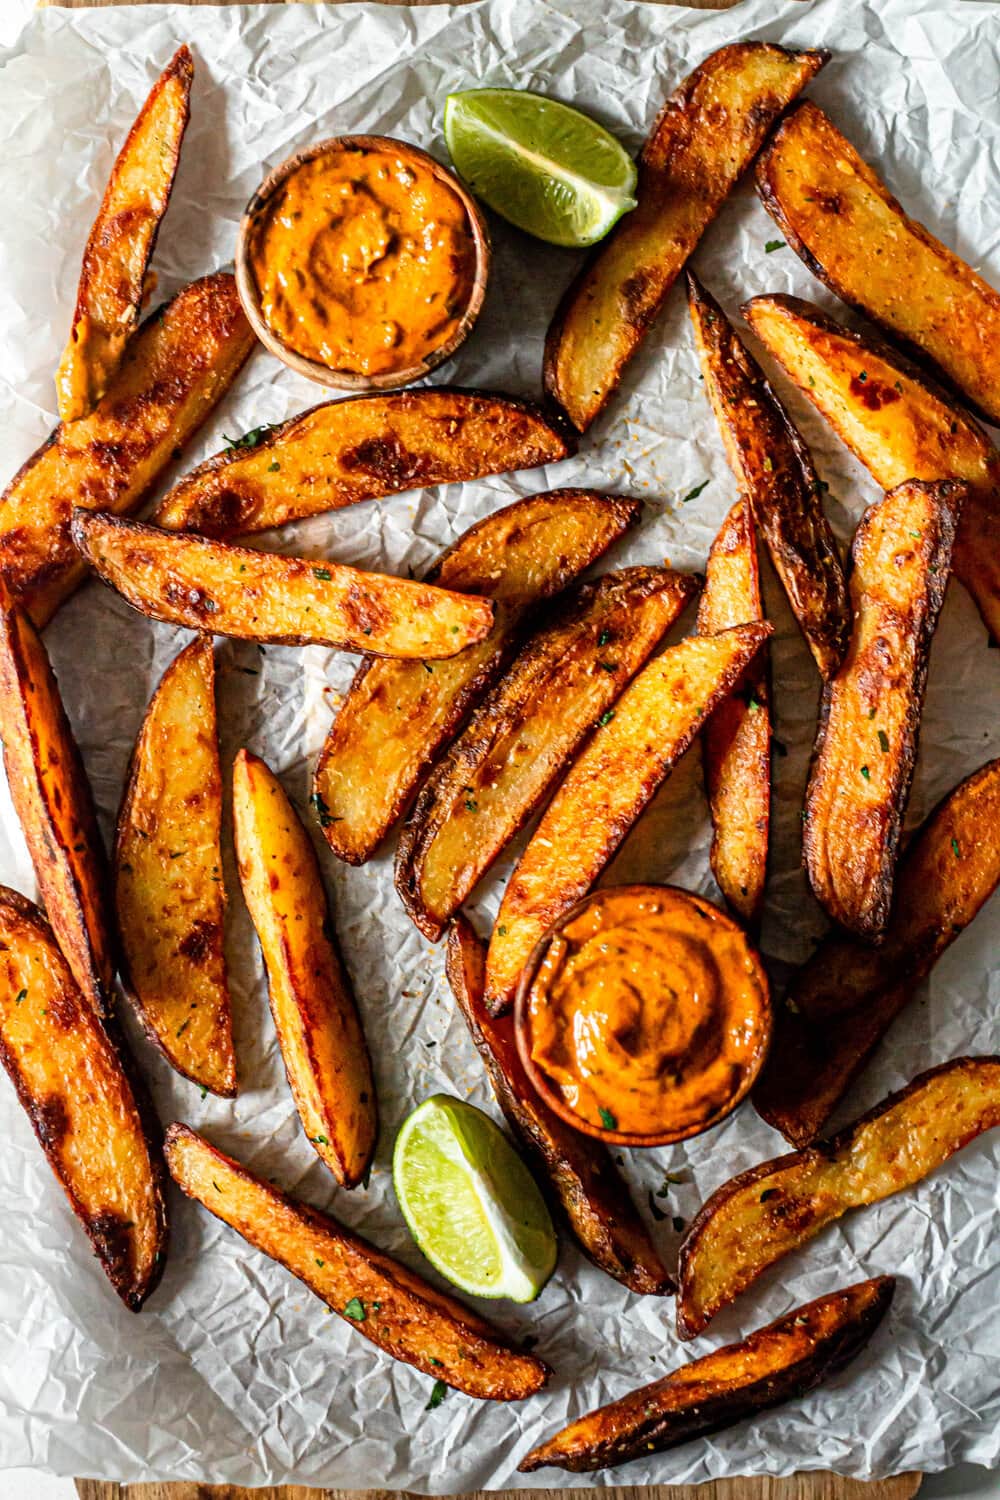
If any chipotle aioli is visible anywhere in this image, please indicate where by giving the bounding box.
[247,141,478,378]
[521,886,770,1142]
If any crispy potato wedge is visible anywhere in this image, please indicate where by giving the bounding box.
[71,510,495,660]
[115,637,235,1097]
[697,499,770,928]
[688,275,848,679]
[1,273,255,628]
[484,622,772,1013]
[56,47,193,422]
[677,1056,1000,1338]
[521,1276,894,1472]
[397,567,699,940]
[804,479,964,941]
[0,888,167,1309]
[314,491,640,863]
[0,603,114,1017]
[446,916,673,1295]
[756,100,1000,427]
[756,757,1000,1146]
[232,751,376,1187]
[743,294,1000,644]
[543,43,827,433]
[164,1123,550,1399]
[153,388,574,537]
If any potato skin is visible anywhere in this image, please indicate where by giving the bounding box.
[314,491,640,864]
[677,1056,1000,1339]
[756,100,1000,428]
[0,603,114,1017]
[232,750,376,1187]
[164,1123,550,1400]
[445,916,673,1296]
[396,567,699,940]
[804,479,965,941]
[543,43,828,433]
[756,757,1000,1146]
[0,273,255,627]
[521,1276,894,1472]
[153,388,575,537]
[0,888,167,1309]
[115,637,235,1097]
[56,46,193,421]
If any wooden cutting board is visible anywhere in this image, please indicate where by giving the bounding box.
[50,0,916,1497]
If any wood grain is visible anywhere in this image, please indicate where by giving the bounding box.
[75,1479,923,1500]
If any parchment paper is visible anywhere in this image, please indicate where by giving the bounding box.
[0,0,998,1487]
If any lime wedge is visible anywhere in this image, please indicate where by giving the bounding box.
[392,1094,557,1302]
[443,88,638,248]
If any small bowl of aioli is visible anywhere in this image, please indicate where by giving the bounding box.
[236,134,490,392]
[514,885,772,1147]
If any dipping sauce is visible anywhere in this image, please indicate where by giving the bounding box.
[246,140,480,379]
[518,886,771,1144]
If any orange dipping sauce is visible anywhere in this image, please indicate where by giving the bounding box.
[246,141,479,378]
[518,886,771,1144]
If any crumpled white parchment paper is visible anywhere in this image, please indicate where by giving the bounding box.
[0,0,998,1487]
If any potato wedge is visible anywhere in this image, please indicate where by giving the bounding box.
[756,757,1000,1146]
[153,389,574,537]
[164,1123,550,1399]
[232,751,376,1187]
[56,47,193,422]
[0,888,167,1309]
[742,294,1000,644]
[314,491,640,863]
[1,274,255,628]
[71,511,495,660]
[697,498,770,928]
[756,100,1000,427]
[397,567,699,940]
[484,622,772,1014]
[543,43,827,433]
[521,1276,894,1472]
[0,603,114,1017]
[115,637,235,1097]
[677,1056,1000,1339]
[804,479,964,941]
[688,275,848,679]
[446,916,673,1295]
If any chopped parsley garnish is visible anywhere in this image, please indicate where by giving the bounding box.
[425,1378,448,1410]
[14,989,25,1005]
[268,461,281,472]
[312,567,332,582]
[680,479,710,505]
[223,423,278,451]
[344,1297,365,1321]
[598,660,618,673]
[311,1134,330,1146]
[598,630,614,647]
[877,730,890,753]
[310,791,335,828]
[764,239,786,253]
[597,1106,617,1130]
[860,764,871,780]
[952,836,961,859]
[598,709,615,727]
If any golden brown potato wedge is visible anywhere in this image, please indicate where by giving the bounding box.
[756,100,1000,427]
[164,1123,550,1399]
[314,491,640,863]
[742,294,1000,644]
[0,603,114,1017]
[396,567,699,940]
[0,888,167,1309]
[1,273,255,628]
[756,757,1000,1146]
[153,388,574,537]
[804,479,964,941]
[56,47,193,422]
[697,498,770,929]
[521,1276,894,1472]
[446,916,673,1295]
[677,1056,1000,1338]
[115,637,235,1097]
[71,511,495,660]
[688,275,848,679]
[543,43,828,433]
[232,751,376,1187]
[484,622,772,1014]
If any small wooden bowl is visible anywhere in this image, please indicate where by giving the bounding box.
[514,885,772,1148]
[235,134,491,393]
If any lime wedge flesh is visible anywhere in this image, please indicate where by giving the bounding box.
[392,1094,557,1301]
[444,88,638,248]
